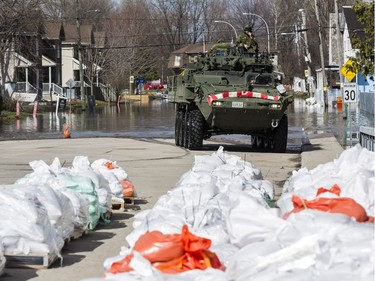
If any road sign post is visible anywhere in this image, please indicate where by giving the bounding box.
[340,59,357,82]
[343,82,358,147]
[343,82,358,103]
[341,60,358,148]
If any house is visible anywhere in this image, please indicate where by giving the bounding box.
[340,6,374,115]
[41,21,64,101]
[316,6,374,109]
[167,43,213,75]
[1,20,113,104]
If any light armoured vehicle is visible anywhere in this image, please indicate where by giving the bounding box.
[167,44,294,152]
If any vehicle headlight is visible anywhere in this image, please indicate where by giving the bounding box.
[270,103,281,109]
[213,101,223,106]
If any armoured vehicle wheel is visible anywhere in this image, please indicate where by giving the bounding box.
[252,136,265,149]
[175,110,182,146]
[183,110,190,148]
[271,114,288,153]
[187,109,204,150]
[178,110,185,146]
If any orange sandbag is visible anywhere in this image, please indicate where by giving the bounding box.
[154,248,224,273]
[120,179,135,197]
[287,194,369,222]
[108,253,134,273]
[105,161,114,170]
[316,184,341,196]
[153,225,224,273]
[181,224,211,252]
[108,225,224,274]
[133,230,184,263]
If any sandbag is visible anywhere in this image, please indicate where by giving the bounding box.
[109,225,224,274]
[285,185,370,222]
[120,179,135,197]
[133,230,183,263]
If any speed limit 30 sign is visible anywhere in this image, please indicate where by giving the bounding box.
[343,83,358,103]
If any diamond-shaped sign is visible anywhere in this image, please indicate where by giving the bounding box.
[340,59,358,82]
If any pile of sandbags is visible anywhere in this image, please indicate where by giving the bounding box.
[0,242,5,276]
[0,184,65,258]
[82,145,374,281]
[91,159,136,202]
[0,156,135,261]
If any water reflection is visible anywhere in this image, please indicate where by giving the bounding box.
[0,97,372,148]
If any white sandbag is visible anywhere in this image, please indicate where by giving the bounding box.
[230,210,375,281]
[0,242,4,277]
[278,145,375,216]
[15,161,78,238]
[57,174,100,230]
[226,191,287,248]
[176,170,213,186]
[210,243,239,268]
[282,167,317,192]
[91,159,130,198]
[0,185,64,256]
[126,211,185,247]
[356,145,375,171]
[225,240,281,280]
[58,188,90,231]
[72,156,112,213]
[192,154,225,173]
[163,268,229,281]
[165,181,219,209]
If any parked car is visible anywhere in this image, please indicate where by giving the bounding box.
[144,83,154,90]
[144,83,164,90]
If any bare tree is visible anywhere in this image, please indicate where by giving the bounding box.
[100,0,156,94]
[0,0,43,97]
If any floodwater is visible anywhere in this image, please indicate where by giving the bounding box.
[0,96,373,152]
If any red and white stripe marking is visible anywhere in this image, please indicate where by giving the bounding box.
[207,91,280,105]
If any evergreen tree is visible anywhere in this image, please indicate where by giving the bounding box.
[350,0,374,76]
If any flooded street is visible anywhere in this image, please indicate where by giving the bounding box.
[0,96,372,152]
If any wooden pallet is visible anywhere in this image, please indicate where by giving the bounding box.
[72,229,88,240]
[124,196,135,205]
[112,196,135,209]
[112,200,124,210]
[5,251,59,269]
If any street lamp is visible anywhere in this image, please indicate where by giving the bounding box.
[242,12,270,53]
[214,20,238,43]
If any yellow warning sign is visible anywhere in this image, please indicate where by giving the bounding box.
[340,59,358,82]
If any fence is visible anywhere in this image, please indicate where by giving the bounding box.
[359,126,375,152]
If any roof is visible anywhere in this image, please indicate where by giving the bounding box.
[43,21,63,40]
[342,6,367,42]
[63,24,93,45]
[94,31,106,48]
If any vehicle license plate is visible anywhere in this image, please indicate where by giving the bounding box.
[232,101,244,108]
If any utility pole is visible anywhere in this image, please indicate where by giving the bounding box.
[299,9,312,95]
[335,0,344,97]
[314,0,328,108]
[76,0,86,110]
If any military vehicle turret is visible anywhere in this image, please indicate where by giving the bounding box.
[167,43,294,152]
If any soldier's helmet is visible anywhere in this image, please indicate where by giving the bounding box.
[244,23,252,32]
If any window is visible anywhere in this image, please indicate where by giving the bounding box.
[174,55,181,67]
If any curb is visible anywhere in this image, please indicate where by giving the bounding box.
[301,133,344,170]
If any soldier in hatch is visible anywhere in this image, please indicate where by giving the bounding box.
[236,23,259,52]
